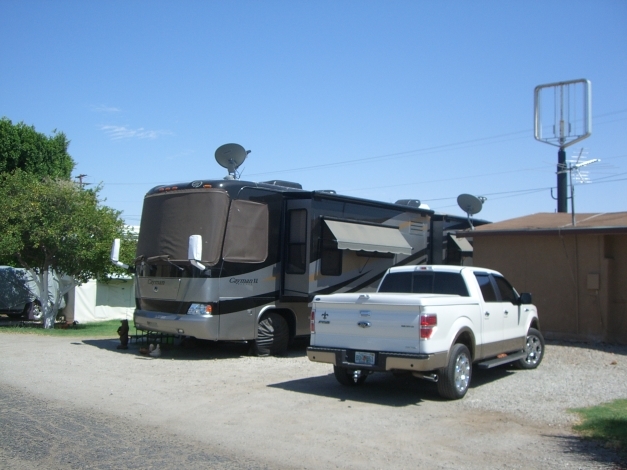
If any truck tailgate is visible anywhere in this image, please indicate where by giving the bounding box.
[311,293,476,353]
[311,293,461,353]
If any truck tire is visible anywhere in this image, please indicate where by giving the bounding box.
[333,366,368,387]
[516,328,544,369]
[437,343,472,400]
[254,312,289,356]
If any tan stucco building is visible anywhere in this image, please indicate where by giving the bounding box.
[457,212,627,344]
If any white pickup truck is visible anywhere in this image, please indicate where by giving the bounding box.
[307,265,544,399]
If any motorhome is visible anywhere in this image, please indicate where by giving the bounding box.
[110,145,484,355]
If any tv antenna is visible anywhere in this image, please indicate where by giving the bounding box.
[556,148,600,226]
[457,194,486,230]
[534,79,591,213]
[215,143,250,179]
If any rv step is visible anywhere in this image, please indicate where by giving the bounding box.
[477,351,526,369]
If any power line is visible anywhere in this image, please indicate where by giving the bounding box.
[100,109,627,186]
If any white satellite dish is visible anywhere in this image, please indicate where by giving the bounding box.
[215,143,250,179]
[457,194,485,230]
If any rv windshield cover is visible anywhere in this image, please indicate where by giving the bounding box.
[137,189,230,265]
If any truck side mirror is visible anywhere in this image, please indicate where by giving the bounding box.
[110,239,130,270]
[518,292,532,305]
[188,235,206,271]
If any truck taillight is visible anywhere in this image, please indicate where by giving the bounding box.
[310,309,315,334]
[420,314,437,339]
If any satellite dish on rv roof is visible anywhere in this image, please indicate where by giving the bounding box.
[457,194,483,215]
[457,194,485,230]
[215,143,250,179]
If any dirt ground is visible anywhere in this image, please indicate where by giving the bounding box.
[0,332,625,469]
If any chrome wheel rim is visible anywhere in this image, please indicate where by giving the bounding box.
[31,303,43,321]
[524,335,542,365]
[454,352,471,393]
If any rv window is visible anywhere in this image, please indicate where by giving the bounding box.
[223,200,269,263]
[136,189,230,265]
[287,209,307,274]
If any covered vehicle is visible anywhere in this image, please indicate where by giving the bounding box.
[0,266,67,321]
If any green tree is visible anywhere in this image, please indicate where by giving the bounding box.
[0,170,136,328]
[0,117,74,179]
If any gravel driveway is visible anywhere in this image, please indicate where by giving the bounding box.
[0,332,625,469]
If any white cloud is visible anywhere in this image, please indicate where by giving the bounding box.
[92,105,122,113]
[100,125,171,140]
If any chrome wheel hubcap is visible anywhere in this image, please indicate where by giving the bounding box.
[524,335,542,365]
[454,353,471,392]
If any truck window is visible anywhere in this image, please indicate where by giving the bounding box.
[493,275,518,303]
[378,272,469,296]
[474,273,497,302]
[412,272,469,296]
[378,272,412,293]
[430,272,469,296]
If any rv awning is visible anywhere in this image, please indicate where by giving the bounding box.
[449,234,473,254]
[324,220,412,255]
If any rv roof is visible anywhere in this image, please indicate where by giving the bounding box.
[144,179,434,215]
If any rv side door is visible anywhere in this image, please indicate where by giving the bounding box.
[281,200,311,300]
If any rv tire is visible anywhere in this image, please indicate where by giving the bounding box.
[254,312,289,356]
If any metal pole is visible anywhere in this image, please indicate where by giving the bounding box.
[557,148,567,212]
[570,168,576,226]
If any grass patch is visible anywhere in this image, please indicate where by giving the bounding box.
[0,319,135,338]
[571,399,627,455]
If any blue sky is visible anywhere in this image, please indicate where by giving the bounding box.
[1,1,625,225]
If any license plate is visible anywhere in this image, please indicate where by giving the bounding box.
[355,351,375,365]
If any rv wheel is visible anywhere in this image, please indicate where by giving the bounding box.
[254,312,289,356]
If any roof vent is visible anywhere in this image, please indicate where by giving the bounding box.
[261,180,303,189]
[395,199,421,207]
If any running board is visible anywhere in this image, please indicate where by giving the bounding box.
[477,351,526,369]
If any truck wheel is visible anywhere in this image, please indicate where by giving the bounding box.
[254,312,289,356]
[437,343,472,400]
[516,328,544,369]
[333,366,368,387]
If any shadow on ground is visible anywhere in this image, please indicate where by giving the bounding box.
[80,336,310,361]
[549,432,627,469]
[268,371,438,407]
[268,364,517,408]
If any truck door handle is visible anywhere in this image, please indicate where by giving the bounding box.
[357,321,371,328]
[484,312,490,317]
[504,310,509,315]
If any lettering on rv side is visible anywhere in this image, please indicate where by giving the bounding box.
[229,278,259,285]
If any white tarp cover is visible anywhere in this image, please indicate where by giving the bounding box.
[68,279,134,323]
[0,266,68,315]
[324,220,413,255]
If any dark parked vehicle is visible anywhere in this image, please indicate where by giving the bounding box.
[0,266,65,321]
